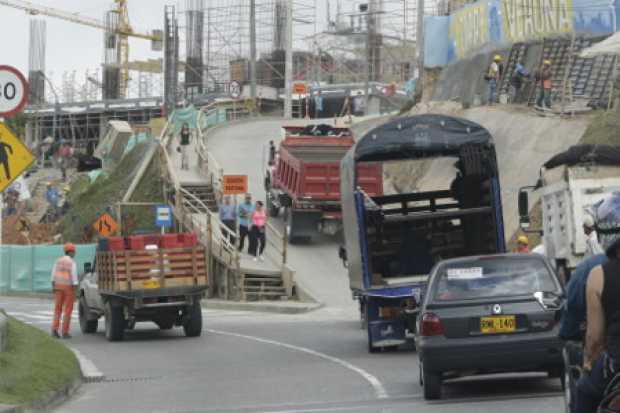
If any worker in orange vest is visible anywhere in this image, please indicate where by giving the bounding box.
[535,60,553,110]
[51,243,78,339]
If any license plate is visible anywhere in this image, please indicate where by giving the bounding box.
[143,279,160,289]
[480,316,516,334]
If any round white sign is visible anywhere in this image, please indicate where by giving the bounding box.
[0,66,28,117]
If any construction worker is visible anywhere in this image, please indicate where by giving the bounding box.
[535,60,553,109]
[486,55,503,105]
[51,243,78,339]
[516,235,530,253]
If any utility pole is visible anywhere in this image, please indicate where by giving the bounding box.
[415,0,425,101]
[284,0,293,118]
[249,0,257,98]
[364,1,374,116]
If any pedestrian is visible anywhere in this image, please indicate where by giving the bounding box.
[268,140,276,166]
[340,94,353,123]
[51,243,78,339]
[485,55,502,105]
[250,201,267,262]
[515,235,530,253]
[45,182,61,221]
[535,60,553,110]
[57,141,73,182]
[576,194,620,411]
[583,214,604,258]
[353,91,365,115]
[237,193,255,253]
[179,123,191,170]
[314,90,324,119]
[509,60,530,103]
[219,195,237,244]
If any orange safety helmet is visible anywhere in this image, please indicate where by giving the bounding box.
[64,243,76,254]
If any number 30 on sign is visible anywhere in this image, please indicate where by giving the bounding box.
[0,66,29,118]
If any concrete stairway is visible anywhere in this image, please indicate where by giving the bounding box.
[180,183,218,213]
[242,268,288,301]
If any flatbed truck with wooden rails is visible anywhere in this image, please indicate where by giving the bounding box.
[78,233,208,341]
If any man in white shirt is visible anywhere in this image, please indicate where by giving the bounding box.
[584,215,604,258]
[51,243,79,339]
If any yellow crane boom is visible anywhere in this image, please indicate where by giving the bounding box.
[0,0,163,97]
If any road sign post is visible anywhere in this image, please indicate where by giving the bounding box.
[155,205,173,234]
[223,175,248,195]
[93,213,119,238]
[0,66,29,118]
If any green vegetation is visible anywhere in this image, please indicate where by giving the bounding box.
[4,113,27,139]
[0,316,80,405]
[579,110,620,146]
[61,140,161,242]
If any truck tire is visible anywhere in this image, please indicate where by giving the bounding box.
[104,302,125,342]
[421,361,442,400]
[78,296,98,334]
[155,320,174,330]
[286,209,312,244]
[183,301,203,337]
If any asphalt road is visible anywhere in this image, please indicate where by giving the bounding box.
[1,296,563,413]
[0,118,565,412]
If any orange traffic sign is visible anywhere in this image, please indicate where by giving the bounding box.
[293,83,307,94]
[93,213,119,237]
[223,175,248,195]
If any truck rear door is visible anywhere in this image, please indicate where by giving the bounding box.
[301,163,341,199]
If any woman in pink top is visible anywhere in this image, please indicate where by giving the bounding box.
[250,201,267,261]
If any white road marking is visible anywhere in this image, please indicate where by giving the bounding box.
[207,328,389,400]
[70,348,105,382]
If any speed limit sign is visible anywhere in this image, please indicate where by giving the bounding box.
[0,66,28,118]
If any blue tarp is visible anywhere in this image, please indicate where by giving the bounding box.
[0,244,97,293]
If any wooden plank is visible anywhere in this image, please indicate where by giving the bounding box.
[125,250,133,291]
[113,276,208,291]
[109,261,207,273]
[192,247,198,287]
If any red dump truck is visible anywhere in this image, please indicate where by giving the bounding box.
[265,124,383,243]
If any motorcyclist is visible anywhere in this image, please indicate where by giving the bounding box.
[574,193,620,412]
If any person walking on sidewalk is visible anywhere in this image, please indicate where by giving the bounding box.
[179,123,191,170]
[486,55,503,105]
[237,193,255,253]
[250,201,267,262]
[219,195,237,244]
[51,243,78,339]
[535,60,553,110]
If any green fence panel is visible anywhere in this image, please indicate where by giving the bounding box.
[0,244,97,294]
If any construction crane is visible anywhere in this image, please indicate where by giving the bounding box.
[0,0,163,98]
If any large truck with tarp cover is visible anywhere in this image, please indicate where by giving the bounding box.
[339,114,507,352]
[518,144,620,280]
[265,124,383,243]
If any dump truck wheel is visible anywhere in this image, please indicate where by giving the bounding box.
[183,301,203,337]
[79,296,98,334]
[104,302,125,342]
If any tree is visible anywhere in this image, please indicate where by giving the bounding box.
[4,112,27,140]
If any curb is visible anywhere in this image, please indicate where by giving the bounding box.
[0,310,7,352]
[70,348,105,383]
[205,299,322,315]
[0,375,81,413]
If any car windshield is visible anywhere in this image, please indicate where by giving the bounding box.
[433,256,557,301]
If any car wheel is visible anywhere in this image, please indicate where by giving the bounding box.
[422,361,442,400]
[183,301,203,337]
[104,302,125,342]
[78,296,98,334]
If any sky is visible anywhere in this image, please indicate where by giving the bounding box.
[1,0,173,80]
[0,1,415,94]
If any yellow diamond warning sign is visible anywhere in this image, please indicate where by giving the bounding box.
[0,122,35,193]
[93,213,119,238]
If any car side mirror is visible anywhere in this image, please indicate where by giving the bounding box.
[84,262,92,274]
